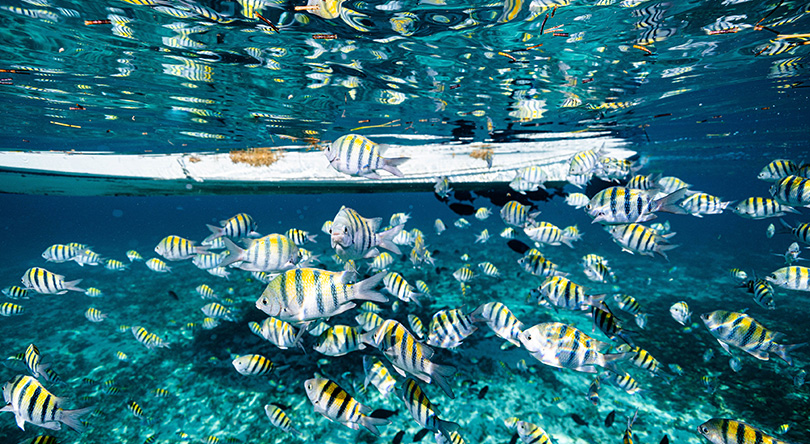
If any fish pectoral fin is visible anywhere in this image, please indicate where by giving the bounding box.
[15,413,26,430]
[746,350,770,361]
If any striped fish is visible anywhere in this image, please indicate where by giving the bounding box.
[602,371,640,395]
[470,302,524,347]
[155,235,207,261]
[500,201,539,227]
[204,213,258,244]
[84,288,103,298]
[680,193,733,217]
[368,252,394,272]
[104,259,128,271]
[360,319,456,398]
[518,253,564,278]
[477,262,500,277]
[415,280,431,296]
[131,326,169,350]
[770,175,810,208]
[145,258,171,273]
[698,418,791,444]
[779,219,810,244]
[126,250,143,262]
[363,356,396,396]
[74,249,102,267]
[700,310,804,365]
[452,267,475,283]
[202,317,220,330]
[591,305,633,344]
[383,272,422,305]
[586,187,688,224]
[670,301,691,326]
[2,286,29,300]
[41,244,79,263]
[587,376,600,405]
[519,322,624,373]
[608,223,678,260]
[314,325,366,356]
[612,294,641,315]
[330,207,403,260]
[285,228,317,246]
[399,378,459,442]
[0,375,92,432]
[219,234,300,272]
[256,268,387,324]
[426,308,477,349]
[24,344,48,380]
[732,197,798,219]
[84,308,107,323]
[251,317,298,350]
[201,302,235,321]
[192,252,228,270]
[569,147,603,175]
[615,344,673,380]
[325,134,408,179]
[532,276,603,311]
[524,221,574,248]
[21,267,83,295]
[658,176,691,194]
[264,404,302,436]
[626,174,657,190]
[232,354,276,376]
[195,284,219,300]
[583,261,616,283]
[758,159,798,181]
[408,314,426,339]
[355,311,384,332]
[742,279,776,310]
[765,266,810,291]
[303,377,390,436]
[595,157,633,181]
[207,267,230,279]
[516,420,552,444]
[565,193,590,209]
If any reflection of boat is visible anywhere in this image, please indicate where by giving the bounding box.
[0,132,633,196]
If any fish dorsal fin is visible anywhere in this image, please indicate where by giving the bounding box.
[367,217,382,232]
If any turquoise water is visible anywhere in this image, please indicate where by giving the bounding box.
[1,0,810,443]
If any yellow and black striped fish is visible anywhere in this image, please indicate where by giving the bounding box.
[256,268,387,323]
[758,159,797,181]
[24,344,47,380]
[470,302,524,347]
[231,354,276,376]
[608,223,678,260]
[1,375,92,432]
[303,377,390,436]
[533,275,603,311]
[700,310,803,365]
[779,219,810,244]
[204,213,258,244]
[517,420,552,444]
[698,418,790,444]
[383,272,422,305]
[313,325,366,356]
[569,147,603,176]
[201,302,235,321]
[363,356,396,397]
[285,228,317,246]
[615,345,672,380]
[426,309,477,349]
[330,206,403,260]
[264,404,302,436]
[518,252,563,278]
[770,175,810,208]
[325,134,408,179]
[519,322,624,373]
[399,378,459,441]
[41,244,79,263]
[2,285,29,300]
[742,278,776,310]
[680,193,733,217]
[131,326,169,351]
[154,235,207,261]
[0,302,25,316]
[587,186,688,224]
[21,267,83,295]
[145,258,171,273]
[355,311,385,332]
[732,197,798,219]
[500,200,539,228]
[765,266,810,291]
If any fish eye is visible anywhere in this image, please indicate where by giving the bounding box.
[699,426,708,434]
[343,227,348,233]
[261,298,268,304]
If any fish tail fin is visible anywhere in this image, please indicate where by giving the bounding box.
[430,363,457,399]
[377,224,404,255]
[382,157,409,177]
[784,205,801,215]
[655,187,689,214]
[216,238,244,269]
[353,272,389,304]
[602,352,629,373]
[64,279,83,293]
[438,419,460,441]
[203,224,223,244]
[655,243,679,261]
[360,415,390,436]
[777,218,794,234]
[59,405,95,433]
[775,342,806,366]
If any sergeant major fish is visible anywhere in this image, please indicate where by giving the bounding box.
[304,377,390,436]
[519,322,625,373]
[330,206,404,260]
[698,418,792,444]
[218,234,300,272]
[204,213,259,244]
[325,134,409,179]
[256,268,387,325]
[1,375,92,432]
[700,310,804,365]
[155,235,208,261]
[21,267,83,295]
[399,378,459,442]
[586,186,688,224]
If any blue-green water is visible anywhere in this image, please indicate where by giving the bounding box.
[1,0,810,443]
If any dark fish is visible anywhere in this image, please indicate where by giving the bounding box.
[270,402,292,410]
[571,414,588,426]
[168,290,179,300]
[370,409,398,419]
[508,432,519,444]
[659,435,669,444]
[605,410,616,427]
[507,239,531,254]
[449,203,475,216]
[413,428,431,442]
[477,386,489,399]
[392,430,405,444]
